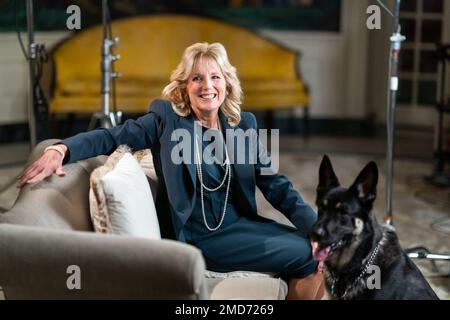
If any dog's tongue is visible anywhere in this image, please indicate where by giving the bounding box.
[312,244,330,262]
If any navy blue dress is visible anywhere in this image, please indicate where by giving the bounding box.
[184,128,317,281]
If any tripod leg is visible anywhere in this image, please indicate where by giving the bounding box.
[109,112,117,127]
[99,114,113,129]
[88,113,99,131]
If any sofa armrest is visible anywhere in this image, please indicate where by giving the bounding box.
[1,138,107,231]
[0,224,208,299]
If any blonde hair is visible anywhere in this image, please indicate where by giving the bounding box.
[162,42,242,126]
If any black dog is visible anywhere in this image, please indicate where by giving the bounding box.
[310,155,439,300]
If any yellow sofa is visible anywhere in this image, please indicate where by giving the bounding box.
[50,14,309,118]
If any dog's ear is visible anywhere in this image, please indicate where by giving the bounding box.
[349,161,378,203]
[317,155,340,202]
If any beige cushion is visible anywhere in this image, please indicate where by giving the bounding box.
[89,145,160,239]
[205,270,277,280]
[205,270,288,300]
[210,277,288,300]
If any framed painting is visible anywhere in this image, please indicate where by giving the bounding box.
[0,0,341,32]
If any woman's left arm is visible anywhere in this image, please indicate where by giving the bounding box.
[249,114,317,236]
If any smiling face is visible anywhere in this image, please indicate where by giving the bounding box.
[186,57,227,119]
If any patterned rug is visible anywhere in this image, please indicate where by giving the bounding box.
[255,153,450,299]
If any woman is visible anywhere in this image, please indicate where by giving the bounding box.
[18,42,324,300]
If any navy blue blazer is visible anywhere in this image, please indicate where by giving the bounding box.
[62,99,317,241]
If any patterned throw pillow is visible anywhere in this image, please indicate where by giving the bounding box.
[89,145,161,239]
[133,148,159,199]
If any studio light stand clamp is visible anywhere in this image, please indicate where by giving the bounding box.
[25,0,38,147]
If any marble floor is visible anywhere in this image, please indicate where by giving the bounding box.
[0,133,449,299]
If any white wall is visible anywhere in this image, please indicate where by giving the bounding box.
[0,0,370,125]
[0,33,29,124]
[261,0,370,119]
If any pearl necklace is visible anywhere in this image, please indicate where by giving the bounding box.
[194,120,232,232]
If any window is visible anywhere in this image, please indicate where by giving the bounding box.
[398,0,444,108]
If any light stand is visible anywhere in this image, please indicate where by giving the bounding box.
[410,44,450,268]
[0,5,34,196]
[26,0,37,147]
[383,0,405,227]
[0,0,50,210]
[88,0,122,130]
[426,44,450,187]
[380,0,450,269]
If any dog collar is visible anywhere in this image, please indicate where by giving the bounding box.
[329,232,385,299]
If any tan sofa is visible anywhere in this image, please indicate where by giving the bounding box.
[0,139,288,300]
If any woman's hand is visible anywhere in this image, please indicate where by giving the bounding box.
[17,145,68,188]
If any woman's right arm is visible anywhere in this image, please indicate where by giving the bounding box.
[62,112,163,163]
[17,104,165,187]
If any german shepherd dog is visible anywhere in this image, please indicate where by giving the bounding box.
[310,155,439,300]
